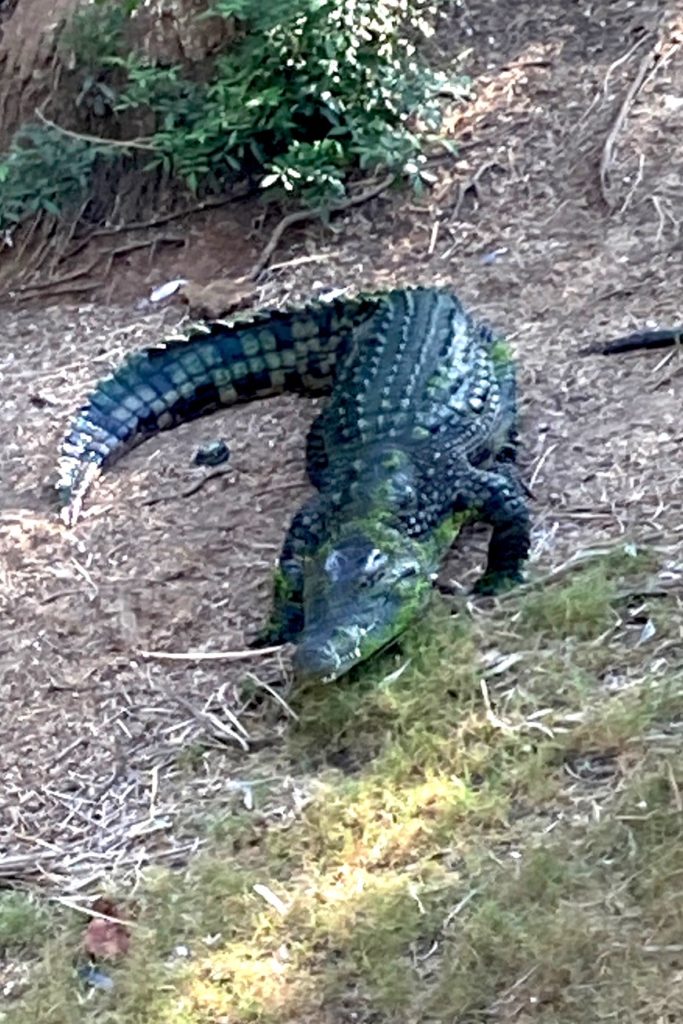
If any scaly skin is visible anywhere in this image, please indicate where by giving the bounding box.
[58,286,531,682]
[57,292,383,521]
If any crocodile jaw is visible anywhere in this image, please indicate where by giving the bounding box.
[292,626,367,683]
[293,620,409,683]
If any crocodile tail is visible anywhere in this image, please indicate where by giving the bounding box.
[582,326,683,356]
[57,294,382,523]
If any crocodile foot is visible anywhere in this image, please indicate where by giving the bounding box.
[248,608,304,650]
[248,625,287,650]
[472,569,524,596]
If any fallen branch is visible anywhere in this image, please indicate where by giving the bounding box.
[35,106,157,152]
[52,897,138,929]
[267,252,331,274]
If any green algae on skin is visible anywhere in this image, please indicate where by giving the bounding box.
[490,339,512,367]
[294,503,477,680]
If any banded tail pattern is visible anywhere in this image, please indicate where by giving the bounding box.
[57,293,383,523]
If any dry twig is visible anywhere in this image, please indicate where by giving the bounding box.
[599,32,668,208]
[80,188,256,241]
[248,173,395,278]
[171,694,250,750]
[35,106,157,152]
[140,645,284,661]
[142,469,233,508]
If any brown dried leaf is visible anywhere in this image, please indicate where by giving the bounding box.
[83,899,131,960]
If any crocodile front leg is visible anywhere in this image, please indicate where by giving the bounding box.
[450,464,531,595]
[251,496,326,647]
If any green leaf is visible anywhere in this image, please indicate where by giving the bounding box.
[40,197,61,216]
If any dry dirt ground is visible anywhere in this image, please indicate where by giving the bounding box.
[0,0,681,889]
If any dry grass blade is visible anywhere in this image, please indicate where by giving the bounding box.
[172,694,251,750]
[244,671,299,721]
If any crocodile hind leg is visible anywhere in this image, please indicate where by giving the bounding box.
[251,495,326,647]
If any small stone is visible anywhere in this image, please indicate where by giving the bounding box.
[193,440,230,467]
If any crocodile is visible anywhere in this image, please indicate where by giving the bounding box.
[58,286,531,682]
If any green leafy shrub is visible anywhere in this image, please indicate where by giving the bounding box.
[84,0,456,202]
[0,0,464,233]
[0,123,115,235]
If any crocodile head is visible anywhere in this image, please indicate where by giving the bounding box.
[292,528,436,683]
